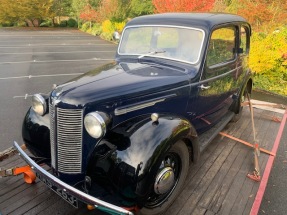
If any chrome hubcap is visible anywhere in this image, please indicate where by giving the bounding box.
[154,167,175,195]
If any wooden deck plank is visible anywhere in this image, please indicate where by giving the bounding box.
[0,108,284,215]
[0,161,31,197]
[169,137,226,215]
[37,197,78,215]
[207,109,263,214]
[197,109,255,212]
[197,109,254,211]
[191,206,207,215]
[230,110,277,214]
[198,139,246,210]
[242,111,283,215]
[1,181,47,214]
[11,188,55,215]
[171,110,252,214]
[217,109,267,215]
[167,134,222,214]
[178,139,238,214]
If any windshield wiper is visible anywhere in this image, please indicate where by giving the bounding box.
[138,50,166,59]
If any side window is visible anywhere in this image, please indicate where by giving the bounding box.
[240,26,249,54]
[206,27,236,66]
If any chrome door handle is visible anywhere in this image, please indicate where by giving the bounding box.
[198,84,211,90]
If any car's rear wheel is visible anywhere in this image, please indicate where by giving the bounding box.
[232,87,250,122]
[139,140,190,215]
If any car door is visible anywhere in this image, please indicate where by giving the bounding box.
[190,25,240,134]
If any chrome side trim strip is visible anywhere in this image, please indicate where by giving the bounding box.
[13,141,134,215]
[114,94,176,116]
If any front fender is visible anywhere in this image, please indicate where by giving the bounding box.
[22,107,51,158]
[124,116,194,198]
[87,114,198,206]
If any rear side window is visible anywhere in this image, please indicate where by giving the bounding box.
[206,27,236,66]
[240,26,250,54]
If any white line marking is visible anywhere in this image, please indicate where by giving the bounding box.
[0,73,84,80]
[0,58,113,65]
[0,44,114,48]
[13,95,33,99]
[0,35,96,37]
[1,50,115,55]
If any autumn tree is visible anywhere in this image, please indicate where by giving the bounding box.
[152,0,215,13]
[0,0,54,26]
[79,4,98,29]
[72,0,91,27]
[235,0,287,31]
[95,0,126,22]
[79,4,98,22]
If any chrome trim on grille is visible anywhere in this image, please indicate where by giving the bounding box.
[56,108,83,174]
[49,103,56,168]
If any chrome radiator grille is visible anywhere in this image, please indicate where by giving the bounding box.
[50,105,83,174]
[49,104,56,168]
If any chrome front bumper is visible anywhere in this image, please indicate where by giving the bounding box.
[13,141,134,215]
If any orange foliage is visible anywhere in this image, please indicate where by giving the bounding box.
[152,0,215,13]
[238,0,287,30]
[96,0,118,22]
[79,0,118,23]
[79,5,97,22]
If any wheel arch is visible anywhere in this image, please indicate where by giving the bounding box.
[246,77,253,94]
[86,114,200,208]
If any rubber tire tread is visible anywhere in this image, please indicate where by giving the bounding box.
[139,140,190,215]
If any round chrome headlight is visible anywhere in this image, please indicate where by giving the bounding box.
[31,94,47,116]
[84,112,110,139]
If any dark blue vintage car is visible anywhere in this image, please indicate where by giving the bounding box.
[14,13,252,215]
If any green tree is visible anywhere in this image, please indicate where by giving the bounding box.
[113,0,131,21]
[88,0,102,8]
[129,0,154,17]
[71,0,88,27]
[52,0,73,24]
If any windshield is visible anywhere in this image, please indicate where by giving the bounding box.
[118,26,205,64]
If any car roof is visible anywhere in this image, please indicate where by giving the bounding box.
[125,13,249,30]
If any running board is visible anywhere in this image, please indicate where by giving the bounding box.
[199,111,235,152]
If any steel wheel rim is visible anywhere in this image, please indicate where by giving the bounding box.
[145,152,181,208]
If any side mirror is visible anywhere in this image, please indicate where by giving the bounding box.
[113,31,121,42]
[238,48,244,54]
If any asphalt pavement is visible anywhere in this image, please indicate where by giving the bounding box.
[0,27,117,152]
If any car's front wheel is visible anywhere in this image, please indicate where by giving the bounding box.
[139,140,190,215]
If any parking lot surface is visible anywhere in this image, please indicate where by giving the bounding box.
[0,28,117,152]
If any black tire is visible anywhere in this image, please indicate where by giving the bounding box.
[232,88,250,122]
[139,140,190,215]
